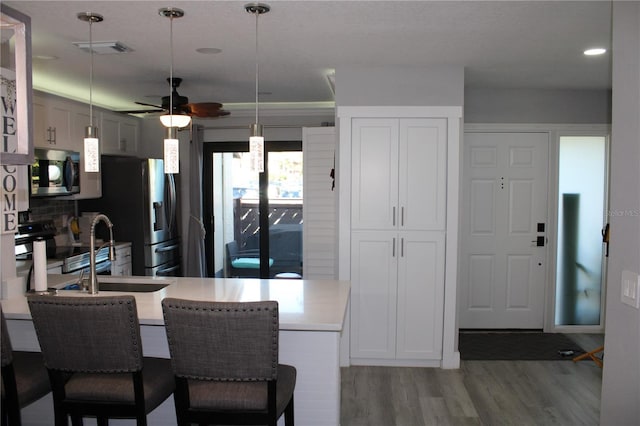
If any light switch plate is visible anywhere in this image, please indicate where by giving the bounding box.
[621,270,640,309]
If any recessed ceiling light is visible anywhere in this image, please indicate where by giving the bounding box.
[584,48,607,56]
[196,47,222,55]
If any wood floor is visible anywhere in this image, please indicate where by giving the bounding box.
[340,334,604,426]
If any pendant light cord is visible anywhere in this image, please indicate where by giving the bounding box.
[89,18,94,127]
[254,10,259,125]
[169,14,174,123]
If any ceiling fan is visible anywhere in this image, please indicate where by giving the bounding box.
[120,77,230,118]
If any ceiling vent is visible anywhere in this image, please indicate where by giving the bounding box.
[72,41,133,54]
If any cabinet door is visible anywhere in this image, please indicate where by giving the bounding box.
[112,245,132,276]
[33,99,72,149]
[119,119,138,155]
[49,103,72,149]
[398,118,447,231]
[396,231,445,360]
[350,230,398,360]
[351,118,399,230]
[100,112,120,154]
[33,101,49,147]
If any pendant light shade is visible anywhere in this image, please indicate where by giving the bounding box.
[245,3,269,173]
[160,7,189,174]
[159,114,191,128]
[77,12,103,173]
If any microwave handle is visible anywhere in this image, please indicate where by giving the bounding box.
[63,156,77,192]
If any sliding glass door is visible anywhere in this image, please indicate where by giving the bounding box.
[203,141,302,279]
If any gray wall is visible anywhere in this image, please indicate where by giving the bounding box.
[600,3,640,425]
[335,65,464,106]
[465,88,611,123]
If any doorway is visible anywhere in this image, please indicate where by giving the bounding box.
[459,132,549,329]
[202,141,303,278]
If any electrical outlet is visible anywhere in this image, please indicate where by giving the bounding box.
[621,270,640,309]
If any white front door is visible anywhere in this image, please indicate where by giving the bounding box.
[459,132,549,329]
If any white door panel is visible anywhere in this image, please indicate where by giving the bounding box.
[351,119,399,230]
[399,119,447,230]
[350,231,398,359]
[396,231,445,359]
[460,132,549,329]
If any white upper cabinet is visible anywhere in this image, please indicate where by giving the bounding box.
[351,118,447,231]
[32,93,141,200]
[33,97,73,150]
[101,111,139,156]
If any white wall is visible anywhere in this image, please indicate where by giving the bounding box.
[465,88,611,123]
[600,3,640,425]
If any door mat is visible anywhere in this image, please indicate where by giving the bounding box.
[459,331,585,361]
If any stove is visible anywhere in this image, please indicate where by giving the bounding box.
[15,220,111,274]
[47,245,111,274]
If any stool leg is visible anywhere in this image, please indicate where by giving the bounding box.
[573,345,604,368]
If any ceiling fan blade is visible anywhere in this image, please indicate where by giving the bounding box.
[186,102,228,118]
[135,101,164,109]
[117,108,163,114]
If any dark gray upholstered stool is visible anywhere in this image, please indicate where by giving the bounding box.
[27,295,174,426]
[162,298,296,426]
[1,307,51,426]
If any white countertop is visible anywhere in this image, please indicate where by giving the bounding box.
[1,275,351,332]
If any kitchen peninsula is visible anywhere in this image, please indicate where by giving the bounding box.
[2,276,350,426]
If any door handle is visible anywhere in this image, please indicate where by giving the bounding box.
[531,236,545,247]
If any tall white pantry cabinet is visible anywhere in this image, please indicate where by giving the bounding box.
[338,107,461,368]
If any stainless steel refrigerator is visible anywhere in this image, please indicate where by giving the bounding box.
[80,156,181,276]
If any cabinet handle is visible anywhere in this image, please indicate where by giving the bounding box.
[392,207,396,227]
[51,127,56,144]
[46,127,52,143]
[401,207,405,227]
[401,238,404,257]
[392,237,396,257]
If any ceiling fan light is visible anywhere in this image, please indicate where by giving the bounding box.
[160,113,191,128]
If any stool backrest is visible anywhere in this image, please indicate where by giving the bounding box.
[27,295,143,373]
[162,299,279,381]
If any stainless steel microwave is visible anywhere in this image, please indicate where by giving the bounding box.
[30,148,80,197]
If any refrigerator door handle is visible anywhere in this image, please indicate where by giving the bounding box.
[153,201,164,231]
[155,243,180,253]
[166,174,177,236]
[157,264,180,276]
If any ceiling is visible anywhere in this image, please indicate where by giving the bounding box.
[5,1,613,116]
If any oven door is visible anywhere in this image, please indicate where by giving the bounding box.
[69,260,111,276]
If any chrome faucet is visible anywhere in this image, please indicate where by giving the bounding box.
[88,213,116,294]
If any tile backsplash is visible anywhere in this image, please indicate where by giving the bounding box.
[25,198,76,235]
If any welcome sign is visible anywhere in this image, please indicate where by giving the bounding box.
[1,67,28,234]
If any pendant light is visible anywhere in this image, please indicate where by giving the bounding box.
[245,3,270,173]
[77,12,103,173]
[159,7,189,174]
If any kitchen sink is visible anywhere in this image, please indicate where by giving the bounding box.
[98,282,169,293]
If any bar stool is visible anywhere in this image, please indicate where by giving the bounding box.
[27,295,175,426]
[162,298,296,426]
[1,307,51,426]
